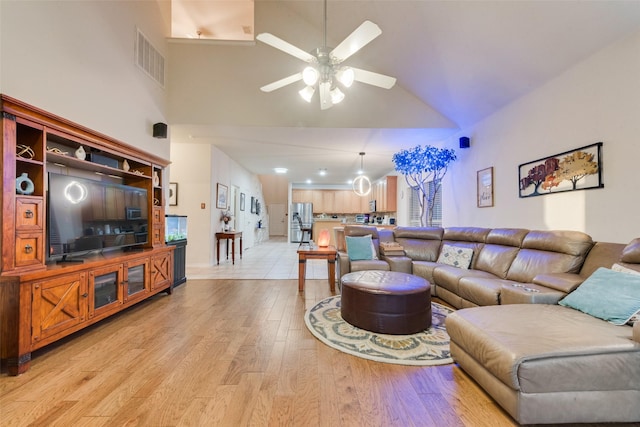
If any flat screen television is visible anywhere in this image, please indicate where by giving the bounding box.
[47,172,149,261]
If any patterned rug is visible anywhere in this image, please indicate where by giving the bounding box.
[304,295,454,366]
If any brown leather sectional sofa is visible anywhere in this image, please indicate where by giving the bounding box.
[335,225,640,424]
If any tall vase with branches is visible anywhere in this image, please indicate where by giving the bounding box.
[392,145,457,226]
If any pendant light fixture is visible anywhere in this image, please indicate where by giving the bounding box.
[352,152,371,197]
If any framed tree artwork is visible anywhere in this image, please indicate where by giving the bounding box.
[518,142,603,198]
[477,167,494,207]
[240,192,245,211]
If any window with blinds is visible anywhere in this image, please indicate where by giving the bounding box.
[408,181,442,227]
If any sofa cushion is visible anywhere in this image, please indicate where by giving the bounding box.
[393,226,443,261]
[475,244,519,278]
[559,267,640,325]
[350,259,390,273]
[437,244,473,269]
[621,238,640,263]
[345,235,377,261]
[446,304,639,392]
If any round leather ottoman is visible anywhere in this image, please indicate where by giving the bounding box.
[340,270,431,335]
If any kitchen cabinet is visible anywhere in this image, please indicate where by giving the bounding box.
[292,189,370,214]
[372,176,397,212]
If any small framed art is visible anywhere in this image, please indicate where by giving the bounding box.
[216,183,228,209]
[169,182,178,206]
[477,167,494,208]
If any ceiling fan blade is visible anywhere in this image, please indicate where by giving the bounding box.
[256,33,316,63]
[330,21,382,63]
[319,81,332,110]
[260,73,303,92]
[352,67,397,89]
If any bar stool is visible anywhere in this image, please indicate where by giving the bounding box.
[297,216,313,243]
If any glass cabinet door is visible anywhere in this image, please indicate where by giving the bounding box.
[123,257,149,302]
[89,264,123,318]
[127,264,145,295]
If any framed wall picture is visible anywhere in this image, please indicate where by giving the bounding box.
[477,167,494,208]
[251,196,256,213]
[518,142,603,198]
[169,182,178,206]
[216,183,228,209]
[240,192,245,211]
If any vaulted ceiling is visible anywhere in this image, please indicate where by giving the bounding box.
[168,1,640,185]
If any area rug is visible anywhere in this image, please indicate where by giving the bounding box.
[304,295,454,366]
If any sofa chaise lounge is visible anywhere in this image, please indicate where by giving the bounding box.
[334,225,640,424]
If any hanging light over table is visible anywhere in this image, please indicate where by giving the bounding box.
[353,152,371,197]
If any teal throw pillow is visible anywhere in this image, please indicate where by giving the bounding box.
[346,235,375,261]
[559,267,640,325]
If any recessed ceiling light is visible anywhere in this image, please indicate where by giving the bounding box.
[319,168,327,176]
[274,168,288,174]
[306,179,312,184]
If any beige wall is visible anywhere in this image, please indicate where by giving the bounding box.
[443,28,640,243]
[0,0,171,160]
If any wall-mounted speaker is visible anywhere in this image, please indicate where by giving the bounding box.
[153,122,168,139]
[459,136,470,149]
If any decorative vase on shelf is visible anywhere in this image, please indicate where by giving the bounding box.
[16,172,35,195]
[122,159,130,172]
[75,145,86,160]
[153,171,160,187]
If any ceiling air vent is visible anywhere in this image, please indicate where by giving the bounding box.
[135,28,165,87]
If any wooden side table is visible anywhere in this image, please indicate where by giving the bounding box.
[215,231,243,265]
[297,244,337,292]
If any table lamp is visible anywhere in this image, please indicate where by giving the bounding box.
[318,229,331,247]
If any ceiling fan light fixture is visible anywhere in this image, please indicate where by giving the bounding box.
[330,87,345,104]
[299,86,315,103]
[302,66,319,86]
[337,67,355,87]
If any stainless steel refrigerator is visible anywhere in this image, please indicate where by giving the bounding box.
[290,202,313,243]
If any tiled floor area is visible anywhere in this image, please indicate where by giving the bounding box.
[186,236,331,280]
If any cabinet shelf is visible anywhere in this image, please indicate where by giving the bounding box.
[46,151,152,180]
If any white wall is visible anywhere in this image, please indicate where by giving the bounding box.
[168,142,267,267]
[442,28,640,243]
[0,0,171,160]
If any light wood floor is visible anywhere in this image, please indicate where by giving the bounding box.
[1,238,639,426]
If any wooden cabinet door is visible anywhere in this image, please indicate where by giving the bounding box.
[311,191,323,213]
[15,232,44,268]
[152,206,164,247]
[321,190,335,213]
[15,197,43,230]
[31,272,87,344]
[151,250,172,291]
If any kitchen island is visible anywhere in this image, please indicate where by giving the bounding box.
[313,219,396,247]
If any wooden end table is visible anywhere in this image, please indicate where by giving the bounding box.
[297,244,337,293]
[215,231,243,265]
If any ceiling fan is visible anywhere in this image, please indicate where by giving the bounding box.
[256,0,396,110]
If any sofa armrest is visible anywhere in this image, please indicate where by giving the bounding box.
[336,251,351,286]
[634,321,640,343]
[532,273,584,293]
[382,255,412,274]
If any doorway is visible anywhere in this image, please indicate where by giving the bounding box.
[268,203,286,236]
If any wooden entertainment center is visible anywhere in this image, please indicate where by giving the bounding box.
[0,95,174,375]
